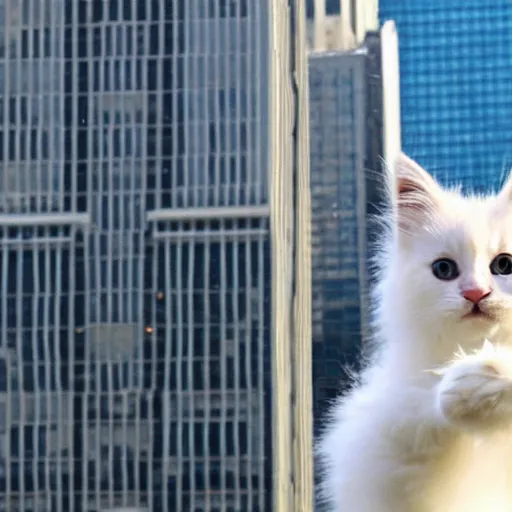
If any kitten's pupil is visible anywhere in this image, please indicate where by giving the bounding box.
[431,258,459,281]
[490,253,512,276]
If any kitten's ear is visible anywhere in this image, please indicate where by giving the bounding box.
[394,153,443,233]
[497,170,512,204]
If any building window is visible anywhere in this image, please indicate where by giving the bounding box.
[20,28,53,59]
[209,0,248,19]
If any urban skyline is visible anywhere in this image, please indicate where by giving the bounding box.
[0,1,383,510]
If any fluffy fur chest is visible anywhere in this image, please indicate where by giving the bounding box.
[400,433,512,511]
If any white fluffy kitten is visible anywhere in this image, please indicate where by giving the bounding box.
[317,153,512,512]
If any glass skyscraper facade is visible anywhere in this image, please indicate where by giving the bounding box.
[379,0,512,192]
[0,1,271,510]
[309,50,371,429]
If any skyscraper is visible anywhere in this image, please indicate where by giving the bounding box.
[0,1,272,510]
[308,35,385,433]
[379,0,512,191]
[309,50,368,426]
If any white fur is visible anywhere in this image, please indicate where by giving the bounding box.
[317,154,512,511]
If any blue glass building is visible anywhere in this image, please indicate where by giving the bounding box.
[379,0,512,192]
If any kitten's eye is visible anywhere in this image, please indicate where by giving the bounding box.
[431,258,459,281]
[490,253,512,275]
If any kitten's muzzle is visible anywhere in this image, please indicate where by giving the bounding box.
[460,287,493,320]
[461,301,495,321]
[470,303,483,315]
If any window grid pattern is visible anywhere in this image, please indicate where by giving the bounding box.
[173,0,267,209]
[146,219,270,511]
[379,0,512,192]
[0,0,69,213]
[308,53,368,431]
[0,1,271,511]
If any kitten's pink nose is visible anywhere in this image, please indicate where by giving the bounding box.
[462,288,491,304]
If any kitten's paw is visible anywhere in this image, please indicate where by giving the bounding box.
[436,351,512,431]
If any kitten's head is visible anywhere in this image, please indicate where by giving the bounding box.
[380,153,512,356]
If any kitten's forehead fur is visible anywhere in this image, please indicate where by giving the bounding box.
[375,153,512,370]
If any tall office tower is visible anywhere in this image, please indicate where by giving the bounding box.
[0,1,271,511]
[309,50,368,425]
[379,0,512,191]
[308,36,384,433]
[142,3,271,510]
